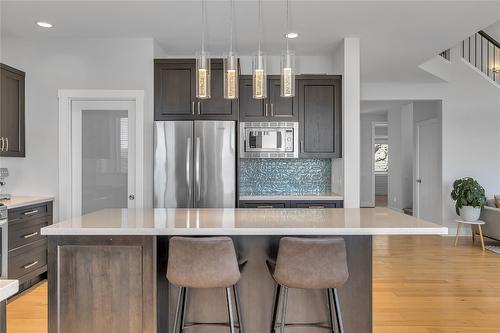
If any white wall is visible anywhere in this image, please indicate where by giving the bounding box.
[360,113,387,207]
[387,104,413,211]
[362,44,500,233]
[0,37,155,222]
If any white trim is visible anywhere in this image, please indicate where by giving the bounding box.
[58,90,144,221]
[415,118,439,219]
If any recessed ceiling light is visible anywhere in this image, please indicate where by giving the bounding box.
[36,21,53,28]
[285,32,299,39]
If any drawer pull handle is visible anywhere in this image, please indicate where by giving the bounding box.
[23,231,39,239]
[23,261,39,270]
[23,210,39,216]
[256,205,274,209]
[309,206,325,209]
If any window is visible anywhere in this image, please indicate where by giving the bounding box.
[374,143,388,173]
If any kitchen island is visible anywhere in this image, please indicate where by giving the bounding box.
[41,208,447,333]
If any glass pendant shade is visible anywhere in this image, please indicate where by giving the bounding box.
[196,51,211,99]
[280,49,295,98]
[223,52,239,99]
[252,52,267,99]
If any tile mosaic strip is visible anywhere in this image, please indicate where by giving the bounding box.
[240,158,331,195]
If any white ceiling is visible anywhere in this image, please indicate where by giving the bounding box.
[1,1,500,83]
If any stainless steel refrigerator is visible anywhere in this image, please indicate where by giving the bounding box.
[154,121,236,208]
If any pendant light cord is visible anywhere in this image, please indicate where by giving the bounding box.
[258,0,263,54]
[286,0,290,52]
[229,0,234,54]
[201,0,206,52]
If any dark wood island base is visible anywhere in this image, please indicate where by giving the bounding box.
[48,235,372,333]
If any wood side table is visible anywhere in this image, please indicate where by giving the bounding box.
[455,219,486,251]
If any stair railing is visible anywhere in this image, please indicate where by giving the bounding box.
[462,31,500,83]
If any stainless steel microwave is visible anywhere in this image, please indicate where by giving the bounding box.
[240,122,299,158]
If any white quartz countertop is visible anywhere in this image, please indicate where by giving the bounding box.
[41,208,448,236]
[239,192,343,201]
[1,196,54,209]
[0,280,19,302]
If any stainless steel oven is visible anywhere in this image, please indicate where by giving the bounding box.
[0,204,7,279]
[240,122,299,158]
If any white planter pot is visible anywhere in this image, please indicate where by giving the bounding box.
[459,206,481,222]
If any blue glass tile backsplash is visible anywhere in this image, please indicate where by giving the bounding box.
[239,159,332,195]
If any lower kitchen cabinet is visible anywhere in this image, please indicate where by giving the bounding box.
[239,200,289,208]
[239,200,343,208]
[289,200,343,208]
[7,200,53,293]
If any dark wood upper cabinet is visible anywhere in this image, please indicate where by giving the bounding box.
[238,76,268,122]
[197,60,237,120]
[298,76,342,158]
[268,77,297,121]
[239,75,297,122]
[0,64,25,157]
[154,59,237,121]
[154,60,196,120]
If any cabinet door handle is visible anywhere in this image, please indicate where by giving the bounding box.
[270,103,274,117]
[23,231,39,239]
[300,140,304,152]
[197,101,201,115]
[0,137,4,151]
[192,101,195,115]
[256,205,274,209]
[23,209,39,216]
[23,261,39,270]
[264,103,268,117]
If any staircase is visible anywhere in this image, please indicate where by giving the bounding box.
[461,31,500,85]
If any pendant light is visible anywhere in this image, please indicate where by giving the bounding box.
[196,0,211,99]
[252,0,267,99]
[223,0,238,99]
[280,0,295,98]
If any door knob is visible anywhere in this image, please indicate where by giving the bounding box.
[416,179,422,184]
[128,194,135,200]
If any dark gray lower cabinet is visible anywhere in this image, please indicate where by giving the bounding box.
[239,200,343,208]
[7,201,53,293]
[48,236,155,333]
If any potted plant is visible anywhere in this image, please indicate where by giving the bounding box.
[450,177,487,222]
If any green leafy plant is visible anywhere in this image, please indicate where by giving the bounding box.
[450,177,487,215]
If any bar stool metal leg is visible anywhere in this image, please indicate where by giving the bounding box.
[280,287,289,333]
[270,284,282,333]
[180,288,188,332]
[173,287,185,333]
[233,284,244,333]
[332,288,345,333]
[226,287,236,333]
[327,288,336,333]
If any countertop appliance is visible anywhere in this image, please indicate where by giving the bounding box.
[0,169,10,201]
[154,121,236,208]
[240,122,299,158]
[0,204,7,279]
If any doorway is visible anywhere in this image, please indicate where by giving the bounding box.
[58,90,144,220]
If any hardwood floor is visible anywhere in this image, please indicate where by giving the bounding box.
[6,236,500,333]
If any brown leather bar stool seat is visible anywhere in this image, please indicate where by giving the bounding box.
[167,236,244,333]
[268,237,349,333]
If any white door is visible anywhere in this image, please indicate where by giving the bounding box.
[71,100,136,216]
[415,118,441,222]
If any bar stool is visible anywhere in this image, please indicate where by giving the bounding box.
[268,237,349,333]
[167,236,244,333]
